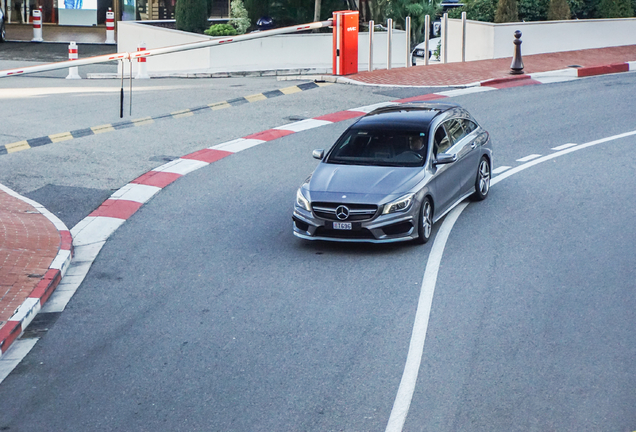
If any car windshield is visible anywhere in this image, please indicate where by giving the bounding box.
[326,129,427,167]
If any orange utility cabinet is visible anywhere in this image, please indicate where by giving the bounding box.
[332,10,359,76]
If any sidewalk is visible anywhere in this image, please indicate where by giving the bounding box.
[344,45,636,86]
[0,186,71,359]
[5,23,111,44]
[0,44,635,361]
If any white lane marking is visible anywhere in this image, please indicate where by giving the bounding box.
[349,101,398,113]
[71,216,126,246]
[0,338,39,384]
[436,87,495,97]
[274,119,332,133]
[516,154,542,162]
[110,183,161,204]
[629,61,636,71]
[492,166,511,174]
[154,158,208,175]
[387,128,636,432]
[211,138,264,153]
[551,143,577,151]
[385,202,469,432]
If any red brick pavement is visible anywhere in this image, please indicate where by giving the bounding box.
[348,45,636,86]
[0,190,60,330]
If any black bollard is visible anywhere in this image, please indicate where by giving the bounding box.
[510,30,524,75]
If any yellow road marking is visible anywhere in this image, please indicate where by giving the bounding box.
[6,141,30,153]
[132,117,154,126]
[171,109,193,118]
[91,124,115,134]
[245,93,267,103]
[49,132,73,142]
[280,86,302,95]
[209,101,231,110]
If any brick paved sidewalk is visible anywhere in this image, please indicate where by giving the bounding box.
[347,45,636,86]
[0,190,60,330]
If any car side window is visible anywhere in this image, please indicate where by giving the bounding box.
[461,119,477,134]
[445,119,466,144]
[433,125,451,155]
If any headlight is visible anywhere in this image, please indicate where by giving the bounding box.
[382,193,414,215]
[296,188,311,211]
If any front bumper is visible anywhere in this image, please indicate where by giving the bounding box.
[292,205,419,243]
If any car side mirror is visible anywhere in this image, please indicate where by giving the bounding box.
[433,153,457,165]
[312,149,325,160]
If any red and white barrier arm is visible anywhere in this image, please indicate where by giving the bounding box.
[0,20,333,79]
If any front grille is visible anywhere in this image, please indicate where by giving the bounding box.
[312,202,378,222]
[315,227,376,240]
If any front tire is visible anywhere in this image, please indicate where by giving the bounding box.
[0,23,5,43]
[471,156,490,201]
[415,198,433,244]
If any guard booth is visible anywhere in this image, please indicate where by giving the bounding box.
[332,10,359,76]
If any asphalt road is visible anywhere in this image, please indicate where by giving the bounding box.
[1,53,635,431]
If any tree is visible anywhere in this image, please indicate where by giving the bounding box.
[230,0,250,34]
[388,0,440,44]
[176,0,210,33]
[494,0,520,22]
[448,0,498,22]
[547,0,571,19]
[596,0,634,16]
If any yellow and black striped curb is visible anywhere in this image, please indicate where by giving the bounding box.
[1,81,332,156]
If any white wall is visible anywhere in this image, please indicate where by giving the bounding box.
[445,17,636,62]
[117,21,409,75]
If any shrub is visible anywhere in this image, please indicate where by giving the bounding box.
[596,0,634,16]
[448,0,498,22]
[175,0,209,33]
[494,0,520,21]
[204,23,238,36]
[548,0,572,18]
[230,0,250,34]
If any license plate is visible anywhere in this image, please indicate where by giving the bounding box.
[333,222,352,230]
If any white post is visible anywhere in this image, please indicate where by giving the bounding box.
[405,16,411,67]
[424,15,430,65]
[66,42,81,80]
[387,18,393,70]
[461,11,466,62]
[442,13,448,64]
[105,8,116,44]
[135,42,150,79]
[31,7,43,42]
[368,20,374,72]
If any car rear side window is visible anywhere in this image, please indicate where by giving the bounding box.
[445,119,466,144]
[461,119,477,134]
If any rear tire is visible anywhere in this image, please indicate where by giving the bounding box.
[0,23,5,43]
[414,198,433,244]
[471,156,490,201]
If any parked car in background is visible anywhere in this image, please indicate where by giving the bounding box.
[0,8,6,43]
[411,37,441,66]
[292,103,492,244]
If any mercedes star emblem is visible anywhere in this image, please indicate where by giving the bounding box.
[336,205,350,220]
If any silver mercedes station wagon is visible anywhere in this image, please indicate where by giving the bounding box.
[292,102,492,244]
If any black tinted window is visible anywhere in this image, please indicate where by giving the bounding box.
[434,126,451,155]
[445,119,465,144]
[327,129,427,167]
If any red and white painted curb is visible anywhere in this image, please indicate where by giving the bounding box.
[0,184,73,360]
[3,60,635,362]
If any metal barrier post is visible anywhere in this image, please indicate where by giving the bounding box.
[462,11,467,62]
[425,15,430,66]
[66,42,81,80]
[368,20,374,72]
[387,18,393,70]
[442,13,448,64]
[31,7,43,42]
[405,16,411,67]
